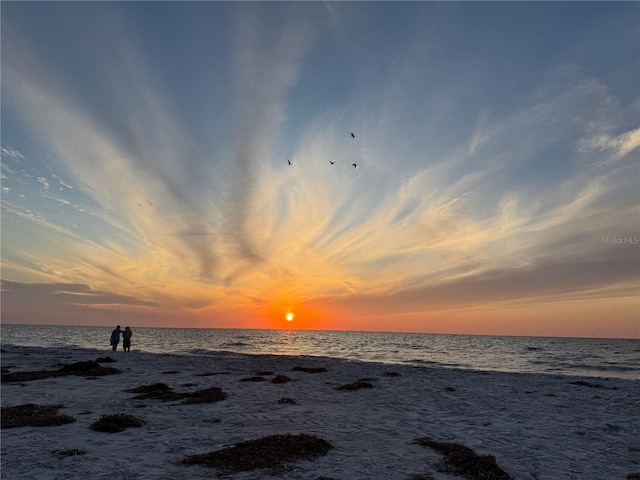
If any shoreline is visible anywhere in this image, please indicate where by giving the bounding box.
[2,345,639,479]
[3,325,639,381]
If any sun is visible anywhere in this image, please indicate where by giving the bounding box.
[285,312,294,322]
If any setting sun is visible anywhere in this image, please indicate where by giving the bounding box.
[286,312,294,322]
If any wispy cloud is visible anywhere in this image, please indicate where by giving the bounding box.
[220,5,316,270]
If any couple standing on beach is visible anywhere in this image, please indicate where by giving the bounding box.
[110,326,133,352]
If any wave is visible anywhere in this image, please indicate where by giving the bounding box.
[220,342,251,347]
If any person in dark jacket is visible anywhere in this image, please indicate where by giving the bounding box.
[122,326,133,352]
[110,326,123,352]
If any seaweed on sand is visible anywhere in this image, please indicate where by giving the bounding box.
[2,360,120,383]
[334,381,374,391]
[413,437,513,480]
[1,404,75,429]
[90,413,144,433]
[125,382,184,401]
[181,387,227,404]
[95,356,117,363]
[124,382,227,404]
[59,360,120,376]
[53,448,86,457]
[182,433,332,473]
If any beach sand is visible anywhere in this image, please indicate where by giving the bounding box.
[1,345,639,479]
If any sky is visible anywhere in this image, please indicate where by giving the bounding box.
[1,2,639,338]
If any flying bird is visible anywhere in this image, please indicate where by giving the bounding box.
[287,159,291,165]
[329,161,335,165]
[352,163,357,168]
[350,132,355,138]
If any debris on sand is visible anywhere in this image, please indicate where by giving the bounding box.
[570,380,618,390]
[125,382,227,404]
[59,360,120,376]
[52,448,86,457]
[2,360,120,383]
[1,404,75,429]
[90,413,144,433]
[125,382,183,401]
[334,381,374,391]
[182,433,332,473]
[413,437,513,480]
[95,357,117,363]
[182,387,227,404]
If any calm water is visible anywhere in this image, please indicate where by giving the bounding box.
[1,324,639,380]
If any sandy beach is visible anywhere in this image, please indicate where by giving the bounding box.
[1,345,639,479]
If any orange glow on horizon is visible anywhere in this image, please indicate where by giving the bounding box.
[259,298,330,330]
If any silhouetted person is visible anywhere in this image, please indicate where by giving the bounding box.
[110,326,123,352]
[122,326,133,352]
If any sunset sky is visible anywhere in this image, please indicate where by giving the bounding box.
[2,2,639,338]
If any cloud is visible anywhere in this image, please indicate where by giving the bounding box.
[1,147,26,161]
[2,4,322,290]
[248,72,640,313]
[320,248,639,315]
[577,127,640,164]
[1,280,159,308]
[220,5,316,270]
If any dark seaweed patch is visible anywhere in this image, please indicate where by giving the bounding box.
[182,387,227,404]
[414,437,513,480]
[182,434,332,473]
[1,404,75,429]
[125,383,183,401]
[124,382,227,404]
[2,360,120,383]
[90,413,144,433]
[53,448,86,457]
[334,381,374,391]
[95,357,116,363]
[569,380,618,390]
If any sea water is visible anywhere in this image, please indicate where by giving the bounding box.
[1,324,638,380]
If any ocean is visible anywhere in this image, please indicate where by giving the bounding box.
[1,324,638,380]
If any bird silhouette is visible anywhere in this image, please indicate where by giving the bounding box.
[350,132,355,138]
[287,159,291,165]
[352,163,357,168]
[329,161,335,165]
